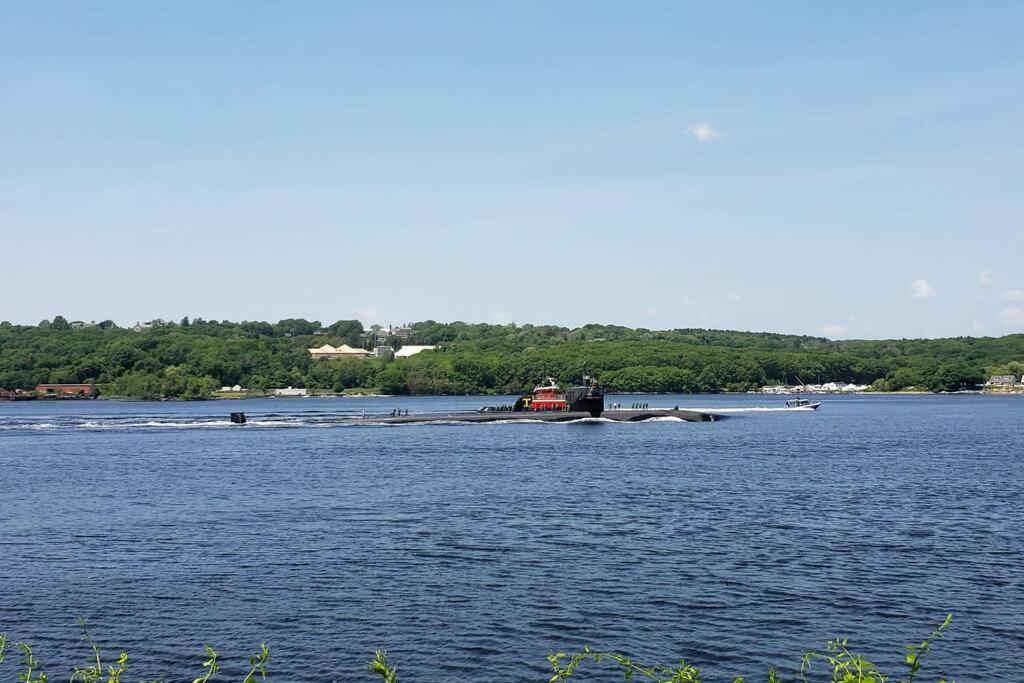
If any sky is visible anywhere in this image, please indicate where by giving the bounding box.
[2,2,1022,339]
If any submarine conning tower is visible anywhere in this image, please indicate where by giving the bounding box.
[565,375,605,417]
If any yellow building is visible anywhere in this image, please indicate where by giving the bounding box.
[308,344,373,360]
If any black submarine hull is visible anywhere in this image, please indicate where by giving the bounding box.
[356,408,723,424]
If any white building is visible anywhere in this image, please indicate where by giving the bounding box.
[273,387,308,397]
[394,345,437,358]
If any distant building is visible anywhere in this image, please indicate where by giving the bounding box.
[273,387,308,397]
[0,388,36,400]
[986,375,1021,386]
[131,321,155,332]
[35,383,98,397]
[394,345,437,358]
[308,344,373,360]
[360,324,414,342]
[388,324,413,339]
[360,328,389,343]
[70,320,97,330]
[374,345,395,359]
[220,384,244,393]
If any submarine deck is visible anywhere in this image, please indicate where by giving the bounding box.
[357,408,723,424]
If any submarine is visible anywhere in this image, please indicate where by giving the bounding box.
[229,376,725,425]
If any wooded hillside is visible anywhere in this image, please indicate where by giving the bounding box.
[2,317,1021,398]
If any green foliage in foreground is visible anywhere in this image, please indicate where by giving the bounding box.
[0,616,956,682]
[2,316,1020,398]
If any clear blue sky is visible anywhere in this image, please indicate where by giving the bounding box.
[3,2,1022,338]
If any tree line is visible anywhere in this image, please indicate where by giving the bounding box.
[1,318,1020,398]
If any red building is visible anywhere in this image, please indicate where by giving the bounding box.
[34,383,98,397]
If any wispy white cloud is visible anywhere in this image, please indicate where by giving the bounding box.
[999,289,1024,302]
[978,270,994,287]
[355,306,382,323]
[687,122,720,142]
[909,279,936,299]
[998,307,1024,331]
[819,323,848,337]
[729,293,740,301]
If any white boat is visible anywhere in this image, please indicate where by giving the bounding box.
[785,398,821,410]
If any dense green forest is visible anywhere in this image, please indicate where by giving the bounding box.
[1,317,1022,398]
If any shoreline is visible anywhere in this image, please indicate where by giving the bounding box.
[10,390,1020,403]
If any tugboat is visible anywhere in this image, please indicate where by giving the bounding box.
[513,378,565,411]
[512,376,605,417]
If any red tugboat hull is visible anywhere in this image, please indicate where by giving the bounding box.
[512,376,604,416]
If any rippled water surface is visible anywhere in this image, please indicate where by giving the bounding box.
[1,394,1022,682]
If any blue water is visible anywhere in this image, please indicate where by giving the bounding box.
[1,394,1021,682]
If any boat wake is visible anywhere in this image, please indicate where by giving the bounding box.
[0,415,327,432]
[669,406,815,413]
[0,412,708,433]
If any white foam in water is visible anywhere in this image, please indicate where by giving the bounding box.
[660,406,812,413]
[245,420,305,427]
[83,421,213,430]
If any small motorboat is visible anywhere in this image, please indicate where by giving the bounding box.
[784,397,821,410]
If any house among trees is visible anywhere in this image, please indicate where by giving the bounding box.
[35,383,98,397]
[308,344,373,360]
[986,374,1022,386]
[388,324,414,339]
[273,387,308,397]
[359,324,414,343]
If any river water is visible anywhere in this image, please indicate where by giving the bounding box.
[0,394,1021,682]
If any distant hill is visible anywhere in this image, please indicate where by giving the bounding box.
[1,318,1021,398]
